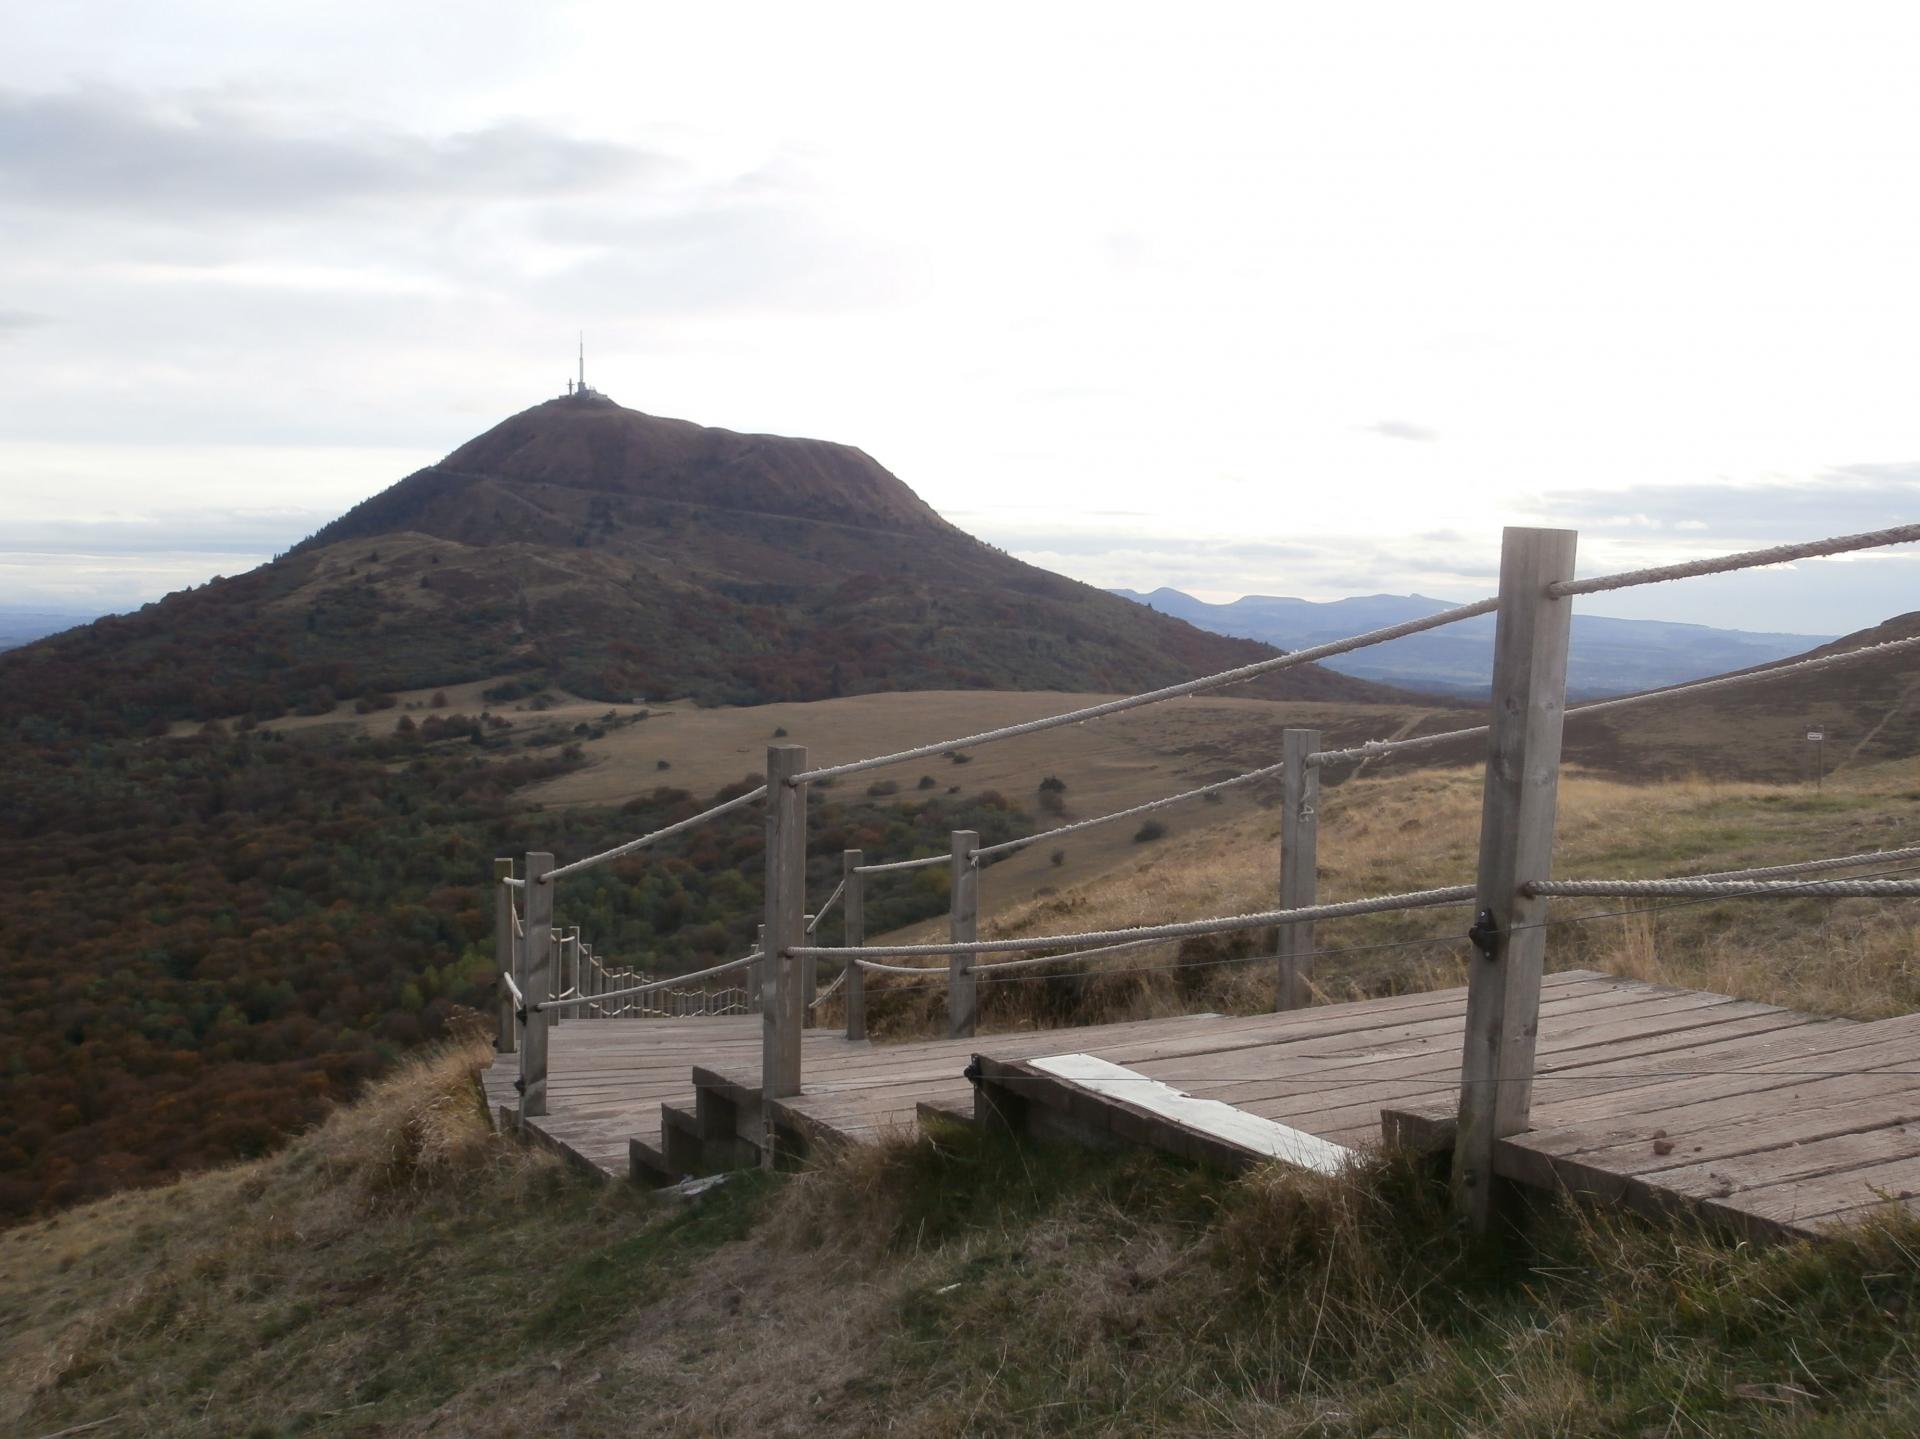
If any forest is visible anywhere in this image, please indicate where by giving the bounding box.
[0,717,1027,1220]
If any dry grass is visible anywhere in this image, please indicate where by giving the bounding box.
[835,757,1920,1038]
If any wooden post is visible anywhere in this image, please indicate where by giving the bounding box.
[762,745,808,1101]
[519,852,555,1124]
[949,830,979,1038]
[493,859,516,1053]
[1277,729,1320,1010]
[844,850,866,1041]
[751,924,766,1014]
[583,942,599,1018]
[1452,527,1577,1232]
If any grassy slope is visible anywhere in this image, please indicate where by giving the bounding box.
[11,1038,1920,1438]
[9,763,1919,1437]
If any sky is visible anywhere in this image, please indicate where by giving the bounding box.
[3,1,1918,634]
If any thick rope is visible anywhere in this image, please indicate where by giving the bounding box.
[1308,634,1920,768]
[1526,877,1920,899]
[972,932,1179,971]
[794,884,1476,960]
[855,956,954,976]
[855,853,947,875]
[501,876,525,888]
[808,966,849,1007]
[806,879,847,933]
[502,972,524,1005]
[1688,844,1920,882]
[788,598,1498,784]
[973,761,1287,860]
[543,785,769,882]
[1550,521,1920,598]
[532,951,761,1012]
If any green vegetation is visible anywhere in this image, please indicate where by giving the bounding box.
[0,715,1028,1221]
[12,1042,1920,1436]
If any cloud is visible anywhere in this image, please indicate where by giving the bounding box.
[1360,419,1438,442]
[0,86,656,218]
[1534,470,1920,543]
[0,306,47,336]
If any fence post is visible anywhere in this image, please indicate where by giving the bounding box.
[1452,526,1577,1232]
[1277,729,1320,1010]
[762,745,808,1103]
[843,850,866,1041]
[518,852,555,1125]
[493,858,516,1053]
[553,927,573,1027]
[949,830,979,1038]
[751,924,766,1013]
[583,942,598,1018]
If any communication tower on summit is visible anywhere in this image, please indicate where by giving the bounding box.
[566,334,593,399]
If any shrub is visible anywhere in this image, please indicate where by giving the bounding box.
[1050,848,1065,867]
[430,691,448,709]
[867,780,900,798]
[656,759,671,770]
[773,726,788,738]
[917,775,937,790]
[1133,819,1168,844]
[1038,776,1066,793]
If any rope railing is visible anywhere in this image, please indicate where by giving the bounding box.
[501,876,525,888]
[1684,844,1920,882]
[543,784,769,883]
[533,950,762,1013]
[787,597,1499,785]
[854,853,947,876]
[1526,877,1920,900]
[806,879,847,933]
[1307,633,1920,768]
[1549,521,1920,599]
[808,966,849,1008]
[973,760,1288,861]
[794,884,1477,962]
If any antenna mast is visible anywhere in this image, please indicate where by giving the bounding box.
[578,333,585,393]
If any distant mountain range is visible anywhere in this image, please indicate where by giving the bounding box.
[1109,588,1836,698]
[0,605,102,652]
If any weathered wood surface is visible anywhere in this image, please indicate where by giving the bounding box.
[498,969,1920,1241]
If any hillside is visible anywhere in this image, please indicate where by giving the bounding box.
[1317,610,1920,783]
[1114,586,1835,698]
[0,392,1395,737]
[11,762,1920,1437]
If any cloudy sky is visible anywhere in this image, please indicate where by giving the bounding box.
[4,2,1918,633]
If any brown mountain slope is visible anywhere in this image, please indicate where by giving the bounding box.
[1370,610,1920,782]
[2,393,1404,735]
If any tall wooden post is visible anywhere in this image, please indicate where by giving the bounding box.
[553,927,574,1027]
[583,942,598,1018]
[1277,729,1320,1010]
[762,745,808,1101]
[949,830,979,1038]
[519,852,555,1125]
[493,858,516,1053]
[751,924,766,1013]
[1452,527,1577,1232]
[844,850,866,1041]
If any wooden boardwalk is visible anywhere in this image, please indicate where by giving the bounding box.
[489,970,1920,1241]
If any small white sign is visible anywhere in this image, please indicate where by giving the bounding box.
[1807,731,1825,742]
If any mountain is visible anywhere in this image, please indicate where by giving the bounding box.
[1111,588,1836,699]
[1,393,1397,736]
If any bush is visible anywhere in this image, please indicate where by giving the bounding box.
[773,726,788,738]
[430,691,448,709]
[867,780,900,798]
[656,759,671,770]
[946,750,973,765]
[917,775,937,790]
[1050,848,1065,867]
[1133,819,1168,844]
[1038,776,1066,793]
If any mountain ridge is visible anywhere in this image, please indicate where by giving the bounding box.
[1112,585,1837,698]
[1,395,1402,736]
